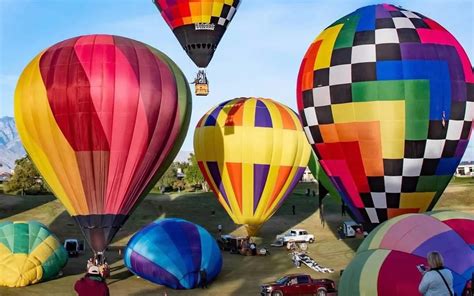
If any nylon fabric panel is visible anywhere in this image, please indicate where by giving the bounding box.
[338,249,377,296]
[129,250,184,289]
[307,150,344,202]
[100,36,149,213]
[226,162,243,212]
[40,36,110,152]
[161,220,201,287]
[377,251,425,296]
[133,223,186,282]
[197,226,222,281]
[443,219,474,245]
[257,114,311,222]
[133,45,192,214]
[360,214,408,251]
[14,51,86,215]
[197,161,234,217]
[359,249,390,295]
[413,230,473,275]
[106,37,180,214]
[378,215,450,252]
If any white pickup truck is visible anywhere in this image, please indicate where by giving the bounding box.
[274,229,315,245]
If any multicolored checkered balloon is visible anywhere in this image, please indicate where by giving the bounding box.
[194,98,311,235]
[153,0,241,68]
[297,4,473,228]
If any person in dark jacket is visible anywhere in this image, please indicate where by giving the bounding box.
[74,265,109,296]
[199,269,208,289]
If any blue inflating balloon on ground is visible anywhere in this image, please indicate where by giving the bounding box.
[124,218,222,289]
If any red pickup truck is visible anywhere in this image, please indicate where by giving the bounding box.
[260,274,337,296]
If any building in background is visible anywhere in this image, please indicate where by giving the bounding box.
[456,161,474,177]
[301,167,316,182]
[0,172,12,184]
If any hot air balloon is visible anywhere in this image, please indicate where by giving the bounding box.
[124,218,222,289]
[14,34,192,260]
[297,4,473,229]
[194,98,311,235]
[0,221,68,287]
[339,211,474,296]
[153,0,241,96]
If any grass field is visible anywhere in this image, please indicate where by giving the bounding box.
[0,179,472,295]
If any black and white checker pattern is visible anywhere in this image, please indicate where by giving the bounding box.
[212,1,240,27]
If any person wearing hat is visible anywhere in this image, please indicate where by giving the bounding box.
[74,265,110,296]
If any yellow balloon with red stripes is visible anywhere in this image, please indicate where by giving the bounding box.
[194,98,311,235]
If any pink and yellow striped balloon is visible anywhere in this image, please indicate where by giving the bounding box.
[15,34,192,252]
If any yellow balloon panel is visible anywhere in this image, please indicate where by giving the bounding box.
[194,98,311,233]
[14,52,87,215]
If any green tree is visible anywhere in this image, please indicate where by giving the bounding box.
[184,153,208,191]
[5,156,48,195]
[155,162,179,193]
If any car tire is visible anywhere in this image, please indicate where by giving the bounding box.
[309,238,314,243]
[271,291,283,296]
[315,288,327,296]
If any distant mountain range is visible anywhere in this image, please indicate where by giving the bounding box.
[0,116,25,173]
[0,116,193,173]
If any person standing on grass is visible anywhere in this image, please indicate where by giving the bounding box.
[418,252,454,296]
[199,269,208,289]
[74,265,109,296]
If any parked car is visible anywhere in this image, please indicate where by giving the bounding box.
[217,234,248,253]
[275,229,315,245]
[341,221,367,238]
[260,274,337,296]
[64,239,84,257]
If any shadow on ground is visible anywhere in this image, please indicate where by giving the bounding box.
[0,183,371,295]
[0,194,55,219]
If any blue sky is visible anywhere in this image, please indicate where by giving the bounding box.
[0,0,472,160]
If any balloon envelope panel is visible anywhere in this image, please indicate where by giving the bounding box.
[339,211,474,296]
[296,4,473,228]
[0,221,68,287]
[14,34,192,252]
[124,218,222,289]
[194,98,311,235]
[153,0,241,67]
[308,150,343,201]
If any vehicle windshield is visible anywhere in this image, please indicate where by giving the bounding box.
[275,276,289,285]
[65,241,77,251]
